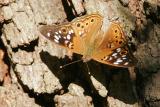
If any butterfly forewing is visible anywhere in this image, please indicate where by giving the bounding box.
[40,24,85,54]
[71,14,103,40]
[40,14,103,56]
[71,14,103,55]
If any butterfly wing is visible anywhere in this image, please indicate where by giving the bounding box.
[40,24,84,54]
[40,14,103,55]
[92,23,136,67]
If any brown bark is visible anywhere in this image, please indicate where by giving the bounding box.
[0,0,159,107]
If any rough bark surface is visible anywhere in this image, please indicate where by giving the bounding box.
[0,0,159,107]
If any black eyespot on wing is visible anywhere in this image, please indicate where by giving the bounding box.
[61,28,66,33]
[115,29,117,33]
[81,25,84,28]
[77,23,80,27]
[119,41,122,44]
[91,19,94,22]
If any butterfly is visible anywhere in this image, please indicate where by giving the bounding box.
[40,13,136,68]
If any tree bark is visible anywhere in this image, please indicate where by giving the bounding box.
[0,0,159,107]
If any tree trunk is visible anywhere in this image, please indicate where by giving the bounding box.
[0,0,159,107]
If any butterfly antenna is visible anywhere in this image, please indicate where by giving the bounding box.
[60,59,83,69]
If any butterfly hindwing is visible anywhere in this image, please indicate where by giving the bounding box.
[93,46,135,67]
[92,23,135,67]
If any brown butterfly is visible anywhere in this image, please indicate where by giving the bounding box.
[40,14,136,68]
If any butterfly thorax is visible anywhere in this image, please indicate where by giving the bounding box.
[82,55,92,63]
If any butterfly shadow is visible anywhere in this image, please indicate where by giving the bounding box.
[40,51,107,105]
[85,61,138,104]
[40,51,83,88]
[81,61,138,105]
[104,65,138,104]
[40,51,137,104]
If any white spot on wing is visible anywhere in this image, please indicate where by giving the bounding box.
[124,62,129,65]
[122,55,126,58]
[59,30,62,34]
[122,57,127,60]
[112,52,117,57]
[113,55,117,58]
[108,56,113,61]
[58,35,61,38]
[63,36,66,39]
[54,35,59,40]
[65,40,69,44]
[70,29,74,33]
[113,62,119,65]
[47,32,50,37]
[69,30,72,34]
[79,31,82,35]
[55,32,58,34]
[67,34,71,40]
[116,58,123,63]
[68,43,73,48]
[116,48,121,52]
[54,39,59,43]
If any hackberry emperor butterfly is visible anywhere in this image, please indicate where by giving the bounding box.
[40,14,136,68]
